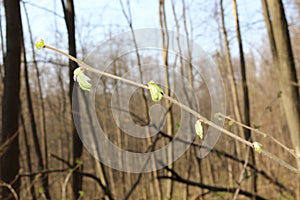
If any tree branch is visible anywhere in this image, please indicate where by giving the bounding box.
[158,167,267,200]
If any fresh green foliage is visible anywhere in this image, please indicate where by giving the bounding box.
[147,81,164,102]
[253,141,263,153]
[35,39,45,50]
[73,67,92,91]
[195,120,203,139]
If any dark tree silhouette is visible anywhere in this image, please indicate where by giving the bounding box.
[1,0,22,198]
[61,0,83,198]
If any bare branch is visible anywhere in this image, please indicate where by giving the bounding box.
[158,167,267,200]
[0,180,19,200]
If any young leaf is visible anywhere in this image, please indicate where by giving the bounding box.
[195,120,203,139]
[147,81,164,102]
[73,67,92,91]
[253,142,263,153]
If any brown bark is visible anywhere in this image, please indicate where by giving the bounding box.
[1,0,22,198]
[0,6,4,81]
[22,36,50,199]
[263,0,300,162]
[61,0,83,198]
[20,112,37,200]
[232,0,257,198]
[22,2,49,185]
[262,0,300,198]
[220,0,243,158]
[119,2,161,198]
[159,0,174,199]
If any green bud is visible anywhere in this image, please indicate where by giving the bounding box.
[35,39,45,50]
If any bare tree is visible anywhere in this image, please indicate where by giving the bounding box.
[262,0,300,198]
[159,0,174,199]
[0,5,4,81]
[231,0,257,198]
[220,0,243,159]
[118,1,162,198]
[0,0,22,198]
[61,0,83,198]
[22,35,50,199]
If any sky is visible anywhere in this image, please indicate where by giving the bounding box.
[18,0,269,57]
[0,0,298,87]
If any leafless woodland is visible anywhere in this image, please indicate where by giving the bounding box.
[1,0,300,199]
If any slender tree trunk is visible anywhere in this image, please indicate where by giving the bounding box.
[182,0,193,87]
[22,35,50,199]
[220,0,243,158]
[171,1,198,198]
[80,86,114,199]
[20,113,36,200]
[159,1,174,199]
[61,0,83,198]
[232,0,257,198]
[22,2,49,187]
[1,0,22,198]
[119,1,162,198]
[262,0,300,198]
[0,5,4,81]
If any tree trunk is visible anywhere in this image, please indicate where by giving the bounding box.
[61,0,83,198]
[159,0,174,199]
[0,5,4,81]
[232,0,257,198]
[220,0,243,159]
[1,0,22,198]
[264,0,300,162]
[22,35,50,199]
[22,2,49,192]
[20,113,36,200]
[262,0,300,198]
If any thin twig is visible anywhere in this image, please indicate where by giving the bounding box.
[41,43,300,173]
[61,162,82,200]
[0,180,19,200]
[50,154,111,197]
[44,45,148,90]
[158,130,293,194]
[216,112,298,160]
[163,95,253,147]
[232,147,250,199]
[159,167,267,200]
[0,131,19,158]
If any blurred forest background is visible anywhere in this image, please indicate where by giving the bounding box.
[1,0,300,199]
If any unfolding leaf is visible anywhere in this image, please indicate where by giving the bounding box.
[147,81,164,102]
[73,68,92,91]
[195,120,203,139]
[253,142,263,153]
